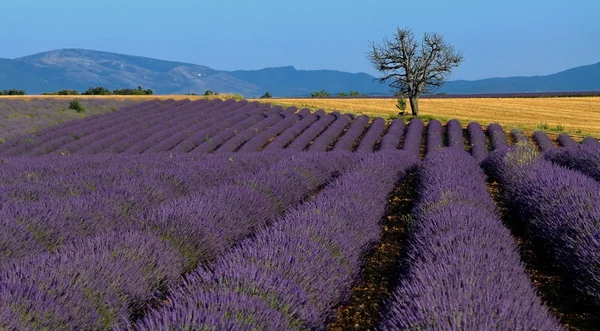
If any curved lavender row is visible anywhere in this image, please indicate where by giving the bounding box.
[379,118,405,150]
[355,118,386,152]
[467,122,488,162]
[237,114,301,152]
[379,148,560,330]
[0,100,167,156]
[0,99,161,154]
[140,99,241,153]
[286,113,337,151]
[93,99,223,155]
[163,102,260,153]
[62,101,202,155]
[93,102,197,153]
[279,106,298,116]
[482,146,600,305]
[543,144,600,182]
[127,101,265,154]
[401,118,424,157]
[425,119,443,155]
[142,151,358,273]
[214,113,285,153]
[582,136,600,146]
[0,230,185,330]
[532,131,555,152]
[0,153,290,261]
[4,152,358,330]
[190,113,267,154]
[510,129,530,146]
[332,115,369,151]
[307,114,352,151]
[297,108,311,117]
[446,119,464,148]
[0,99,148,151]
[136,150,418,330]
[314,109,326,117]
[262,114,318,150]
[35,101,173,156]
[557,133,577,147]
[487,123,508,150]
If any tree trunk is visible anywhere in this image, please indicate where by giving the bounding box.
[409,96,419,116]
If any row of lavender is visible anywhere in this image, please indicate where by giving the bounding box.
[2,98,597,156]
[136,138,599,329]
[135,150,419,329]
[1,138,597,329]
[0,97,139,143]
[0,151,361,329]
[379,148,561,329]
[482,141,600,308]
[376,141,599,329]
[135,142,598,329]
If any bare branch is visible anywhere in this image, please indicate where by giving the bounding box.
[367,26,464,102]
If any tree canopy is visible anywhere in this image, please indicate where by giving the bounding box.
[368,27,464,115]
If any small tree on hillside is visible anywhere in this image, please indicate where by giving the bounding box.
[368,27,464,115]
[349,91,360,97]
[260,92,272,99]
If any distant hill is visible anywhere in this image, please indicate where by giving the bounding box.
[441,62,600,94]
[226,66,390,96]
[0,49,598,96]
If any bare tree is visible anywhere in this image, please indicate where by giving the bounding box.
[368,27,464,116]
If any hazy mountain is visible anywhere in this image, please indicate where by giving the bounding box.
[226,66,391,96]
[0,49,598,96]
[0,49,261,95]
[441,62,600,94]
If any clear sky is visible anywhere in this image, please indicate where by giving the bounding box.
[1,0,598,80]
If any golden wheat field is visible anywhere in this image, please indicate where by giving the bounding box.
[255,97,600,139]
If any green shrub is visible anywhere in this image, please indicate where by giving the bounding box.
[0,88,26,95]
[69,99,85,113]
[537,122,550,130]
[395,94,407,114]
[82,86,113,95]
[310,90,331,98]
[260,92,272,99]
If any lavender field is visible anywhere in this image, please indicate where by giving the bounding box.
[0,97,141,144]
[0,98,599,330]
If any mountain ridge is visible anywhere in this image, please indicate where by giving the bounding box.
[1,48,599,96]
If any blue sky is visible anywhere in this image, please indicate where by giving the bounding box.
[1,0,598,80]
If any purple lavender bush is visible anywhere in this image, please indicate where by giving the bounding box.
[446,119,464,148]
[532,131,555,152]
[401,118,424,157]
[483,144,600,306]
[425,119,443,155]
[135,150,419,330]
[543,143,600,182]
[379,147,561,330]
[332,115,369,151]
[467,122,488,162]
[355,118,385,152]
[487,123,508,150]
